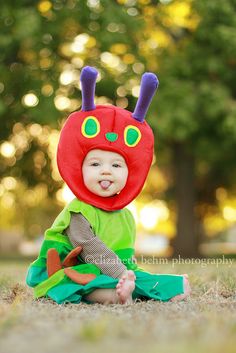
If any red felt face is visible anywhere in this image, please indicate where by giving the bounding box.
[57,104,154,211]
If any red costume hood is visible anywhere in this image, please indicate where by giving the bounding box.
[57,67,159,211]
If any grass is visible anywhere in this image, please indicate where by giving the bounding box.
[0,259,236,353]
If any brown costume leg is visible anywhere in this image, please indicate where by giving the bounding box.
[47,247,96,285]
[47,248,62,277]
[64,268,96,285]
[63,246,96,284]
[62,246,82,267]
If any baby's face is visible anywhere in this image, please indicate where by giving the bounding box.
[82,149,128,197]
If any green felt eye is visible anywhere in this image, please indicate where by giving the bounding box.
[81,116,100,138]
[124,125,141,147]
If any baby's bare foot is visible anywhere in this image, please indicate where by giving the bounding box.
[170,274,191,302]
[116,270,136,304]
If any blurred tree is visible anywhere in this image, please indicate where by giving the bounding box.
[147,0,236,256]
[1,0,236,258]
[0,0,148,237]
[0,0,143,187]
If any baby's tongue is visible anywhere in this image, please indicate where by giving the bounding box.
[100,180,111,190]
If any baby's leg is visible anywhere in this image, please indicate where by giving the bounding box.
[84,288,119,304]
[170,274,191,302]
[84,270,136,305]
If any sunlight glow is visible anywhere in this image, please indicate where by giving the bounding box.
[140,201,170,230]
[223,206,236,222]
[1,192,15,209]
[140,206,159,230]
[38,1,52,13]
[101,52,121,68]
[71,33,94,54]
[126,202,138,224]
[131,85,140,98]
[60,70,76,85]
[54,96,71,111]
[0,142,16,158]
[2,177,17,190]
[22,93,39,107]
[56,184,75,204]
[29,124,43,137]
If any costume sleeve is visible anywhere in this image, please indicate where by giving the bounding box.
[65,212,127,279]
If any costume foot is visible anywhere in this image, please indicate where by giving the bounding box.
[170,274,191,302]
[47,248,62,277]
[62,246,82,267]
[116,270,135,304]
[64,268,96,285]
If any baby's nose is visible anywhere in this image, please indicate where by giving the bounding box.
[101,169,111,175]
[105,132,118,142]
[100,165,112,175]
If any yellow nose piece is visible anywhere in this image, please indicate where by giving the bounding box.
[105,132,118,142]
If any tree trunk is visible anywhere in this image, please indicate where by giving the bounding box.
[172,142,200,258]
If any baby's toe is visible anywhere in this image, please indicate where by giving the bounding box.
[127,270,136,281]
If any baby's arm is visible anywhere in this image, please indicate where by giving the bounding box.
[65,212,127,279]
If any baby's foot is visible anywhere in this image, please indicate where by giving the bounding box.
[170,274,191,302]
[116,270,136,304]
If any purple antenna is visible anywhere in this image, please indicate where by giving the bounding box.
[80,66,98,111]
[132,72,159,122]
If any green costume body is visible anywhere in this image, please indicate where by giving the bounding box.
[26,198,184,304]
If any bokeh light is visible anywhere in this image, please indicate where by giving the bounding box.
[22,93,39,107]
[56,184,75,204]
[0,142,16,158]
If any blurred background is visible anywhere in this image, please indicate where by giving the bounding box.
[0,0,236,260]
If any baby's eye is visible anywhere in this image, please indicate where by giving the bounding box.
[112,163,121,168]
[90,162,100,166]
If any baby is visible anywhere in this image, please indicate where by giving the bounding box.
[63,148,135,304]
[26,66,191,304]
[76,148,190,304]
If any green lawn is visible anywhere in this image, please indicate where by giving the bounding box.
[0,259,236,353]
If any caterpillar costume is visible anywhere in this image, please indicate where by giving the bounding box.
[26,66,184,304]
